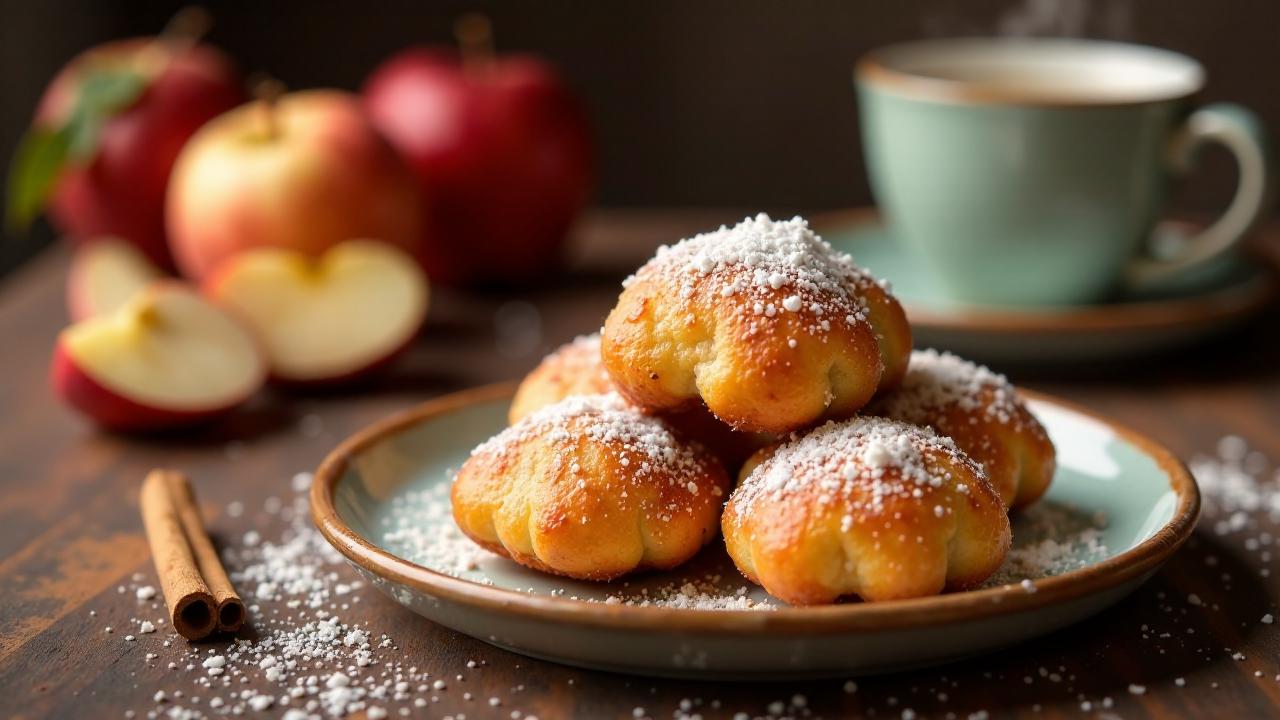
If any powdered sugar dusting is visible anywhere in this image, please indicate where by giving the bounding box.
[385,472,1108,604]
[567,331,602,355]
[546,333,611,387]
[603,578,776,610]
[624,213,882,340]
[877,349,1022,426]
[984,502,1110,586]
[734,416,979,518]
[473,393,713,497]
[383,481,775,611]
[384,484,491,578]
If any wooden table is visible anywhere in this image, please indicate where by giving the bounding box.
[3,210,1280,720]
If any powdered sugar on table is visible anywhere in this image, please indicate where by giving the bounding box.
[107,475,544,720]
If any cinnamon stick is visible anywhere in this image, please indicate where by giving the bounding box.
[140,469,243,639]
[164,472,246,633]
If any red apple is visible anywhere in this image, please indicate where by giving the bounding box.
[29,37,243,267]
[52,281,266,431]
[166,89,424,281]
[66,238,164,321]
[362,21,592,286]
[203,240,429,384]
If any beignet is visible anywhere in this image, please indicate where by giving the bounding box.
[871,349,1055,510]
[509,334,613,424]
[723,417,1010,605]
[453,394,731,581]
[601,214,911,434]
[509,333,770,470]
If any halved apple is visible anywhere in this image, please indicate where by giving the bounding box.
[66,238,164,321]
[53,282,267,430]
[204,240,429,384]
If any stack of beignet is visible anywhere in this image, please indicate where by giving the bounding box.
[451,213,1055,604]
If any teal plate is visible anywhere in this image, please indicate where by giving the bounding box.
[815,209,1277,365]
[312,384,1199,679]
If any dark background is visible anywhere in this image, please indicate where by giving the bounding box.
[3,0,1278,275]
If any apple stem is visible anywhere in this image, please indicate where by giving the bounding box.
[137,6,211,77]
[453,13,494,74]
[159,6,212,53]
[252,76,286,141]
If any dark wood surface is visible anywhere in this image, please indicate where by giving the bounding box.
[3,209,1280,720]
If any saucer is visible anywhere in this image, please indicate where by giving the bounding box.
[813,209,1278,365]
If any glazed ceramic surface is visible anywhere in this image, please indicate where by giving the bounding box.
[312,385,1198,679]
[857,38,1272,305]
[817,210,1277,366]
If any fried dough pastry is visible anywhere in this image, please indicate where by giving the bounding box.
[509,334,613,423]
[509,334,770,470]
[601,214,911,434]
[871,349,1055,510]
[453,394,731,580]
[722,417,1010,605]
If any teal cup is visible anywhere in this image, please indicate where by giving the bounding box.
[856,38,1273,306]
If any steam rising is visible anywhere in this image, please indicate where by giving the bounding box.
[924,0,1133,37]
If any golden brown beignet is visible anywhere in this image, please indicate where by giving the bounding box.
[723,417,1010,605]
[870,349,1055,510]
[508,333,771,471]
[601,214,911,434]
[508,334,613,423]
[453,394,731,581]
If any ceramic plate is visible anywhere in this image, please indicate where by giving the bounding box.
[311,384,1199,679]
[814,209,1277,365]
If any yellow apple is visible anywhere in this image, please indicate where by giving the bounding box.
[166,90,424,280]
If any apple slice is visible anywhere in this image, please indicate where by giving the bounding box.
[205,240,428,384]
[66,238,164,321]
[53,282,267,430]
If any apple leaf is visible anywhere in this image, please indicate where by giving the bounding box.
[67,70,148,160]
[5,126,72,234]
[4,67,147,234]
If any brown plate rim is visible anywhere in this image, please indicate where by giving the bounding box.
[311,383,1200,635]
[811,208,1279,334]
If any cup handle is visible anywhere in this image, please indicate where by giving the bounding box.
[1127,102,1274,286]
